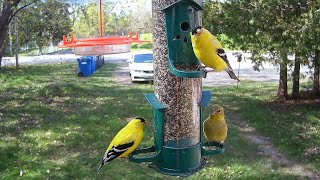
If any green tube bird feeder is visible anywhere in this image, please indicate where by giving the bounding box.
[129,0,224,177]
[129,91,224,176]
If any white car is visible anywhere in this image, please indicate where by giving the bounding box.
[128,51,154,82]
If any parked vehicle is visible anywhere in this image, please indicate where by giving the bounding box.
[127,51,154,82]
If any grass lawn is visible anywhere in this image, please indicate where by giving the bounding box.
[206,82,320,171]
[131,33,152,51]
[139,33,152,41]
[0,62,319,179]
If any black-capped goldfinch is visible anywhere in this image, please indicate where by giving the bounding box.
[190,26,241,82]
[204,105,228,143]
[96,118,146,174]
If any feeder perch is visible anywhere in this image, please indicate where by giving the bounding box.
[129,91,224,177]
[163,0,206,78]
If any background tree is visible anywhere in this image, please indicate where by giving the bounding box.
[17,0,72,54]
[73,3,100,37]
[104,11,130,35]
[72,0,152,37]
[128,0,152,33]
[0,0,71,63]
[203,0,319,100]
[301,1,320,96]
[73,3,131,37]
[0,0,40,66]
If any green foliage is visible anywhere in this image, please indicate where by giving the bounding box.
[139,33,152,41]
[73,4,101,37]
[72,4,132,37]
[127,0,152,33]
[72,0,152,37]
[105,12,131,35]
[0,63,319,178]
[131,43,152,50]
[203,0,320,99]
[216,34,238,50]
[2,0,72,55]
[131,33,152,51]
[203,0,320,60]
[202,1,222,36]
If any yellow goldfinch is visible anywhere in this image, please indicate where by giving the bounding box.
[190,26,241,82]
[96,117,146,174]
[203,104,228,143]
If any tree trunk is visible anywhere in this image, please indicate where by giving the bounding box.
[153,0,202,144]
[39,46,43,55]
[9,24,13,55]
[278,52,288,101]
[292,52,301,99]
[0,53,2,68]
[0,24,10,55]
[313,50,320,97]
[15,18,19,68]
[0,1,21,54]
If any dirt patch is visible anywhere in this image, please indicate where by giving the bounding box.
[109,60,133,86]
[228,113,320,180]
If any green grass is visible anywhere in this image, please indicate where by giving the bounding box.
[131,33,152,51]
[131,43,152,51]
[0,63,319,179]
[205,82,320,171]
[139,33,152,41]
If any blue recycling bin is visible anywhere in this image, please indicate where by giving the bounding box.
[83,56,96,73]
[77,56,93,77]
[91,56,96,73]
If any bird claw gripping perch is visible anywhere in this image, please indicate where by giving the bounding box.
[196,66,214,78]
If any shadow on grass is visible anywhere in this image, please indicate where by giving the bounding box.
[0,63,316,179]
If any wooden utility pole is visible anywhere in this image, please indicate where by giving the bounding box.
[152,0,202,146]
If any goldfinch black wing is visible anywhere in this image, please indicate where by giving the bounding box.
[210,34,233,70]
[105,141,135,162]
[216,48,241,82]
[217,49,232,69]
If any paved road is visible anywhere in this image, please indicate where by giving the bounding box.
[1,49,80,66]
[106,52,311,87]
[2,51,312,87]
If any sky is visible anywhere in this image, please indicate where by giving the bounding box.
[57,0,151,15]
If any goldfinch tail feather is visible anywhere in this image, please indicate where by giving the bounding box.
[226,68,241,82]
[96,163,104,174]
[96,141,135,174]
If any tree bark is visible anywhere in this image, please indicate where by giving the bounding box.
[152,0,202,146]
[313,50,320,97]
[292,52,301,99]
[0,0,21,53]
[14,18,19,68]
[0,53,2,68]
[39,46,43,56]
[278,52,288,101]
